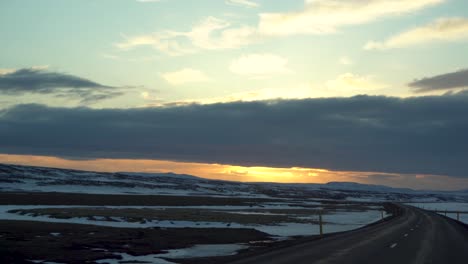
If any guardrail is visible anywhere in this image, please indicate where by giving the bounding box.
[430,210,468,221]
[415,205,468,221]
[317,208,390,236]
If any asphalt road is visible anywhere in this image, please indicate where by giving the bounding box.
[230,205,468,264]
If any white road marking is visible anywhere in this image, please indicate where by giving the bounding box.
[410,228,414,231]
[390,243,398,248]
[404,234,408,237]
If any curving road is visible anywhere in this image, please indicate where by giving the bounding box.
[230,205,468,264]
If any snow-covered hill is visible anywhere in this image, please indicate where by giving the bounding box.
[322,182,414,193]
[0,163,466,202]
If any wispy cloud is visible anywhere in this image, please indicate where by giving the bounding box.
[146,84,316,106]
[229,53,292,77]
[365,17,468,50]
[117,0,443,56]
[115,31,195,56]
[409,68,468,92]
[0,68,16,75]
[226,0,259,8]
[339,56,353,66]
[116,17,258,56]
[187,17,257,50]
[325,73,387,93]
[161,68,211,85]
[0,68,123,104]
[258,0,444,36]
[151,72,387,106]
[100,53,160,62]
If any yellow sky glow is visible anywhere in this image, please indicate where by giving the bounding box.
[1,153,467,190]
[0,153,361,184]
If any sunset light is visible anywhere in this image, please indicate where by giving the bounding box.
[2,1,468,262]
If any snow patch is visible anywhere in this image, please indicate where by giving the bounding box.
[95,244,247,264]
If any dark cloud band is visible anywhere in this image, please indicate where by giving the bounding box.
[409,68,468,92]
[0,68,120,103]
[1,94,468,177]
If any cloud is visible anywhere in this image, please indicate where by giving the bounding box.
[117,0,443,56]
[116,31,195,56]
[116,17,258,55]
[409,68,468,92]
[258,0,444,36]
[0,68,16,75]
[324,73,387,94]
[0,68,110,91]
[187,17,257,50]
[3,94,468,177]
[365,17,468,50]
[161,68,211,85]
[339,56,353,66]
[149,73,387,106]
[348,173,468,190]
[146,84,315,106]
[229,53,292,77]
[226,0,259,8]
[0,68,122,104]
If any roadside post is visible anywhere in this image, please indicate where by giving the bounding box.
[319,213,323,236]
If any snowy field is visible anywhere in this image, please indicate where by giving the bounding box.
[28,244,249,264]
[0,201,390,263]
[3,163,467,263]
[94,244,248,264]
[3,163,467,202]
[0,204,388,237]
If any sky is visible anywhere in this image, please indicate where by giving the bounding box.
[1,0,468,190]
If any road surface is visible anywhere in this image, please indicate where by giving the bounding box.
[230,205,468,264]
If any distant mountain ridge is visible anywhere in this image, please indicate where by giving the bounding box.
[0,163,466,202]
[0,162,412,191]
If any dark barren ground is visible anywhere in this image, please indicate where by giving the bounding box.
[0,219,269,264]
[0,191,276,206]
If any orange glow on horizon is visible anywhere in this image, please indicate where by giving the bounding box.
[0,154,343,184]
[0,153,467,190]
